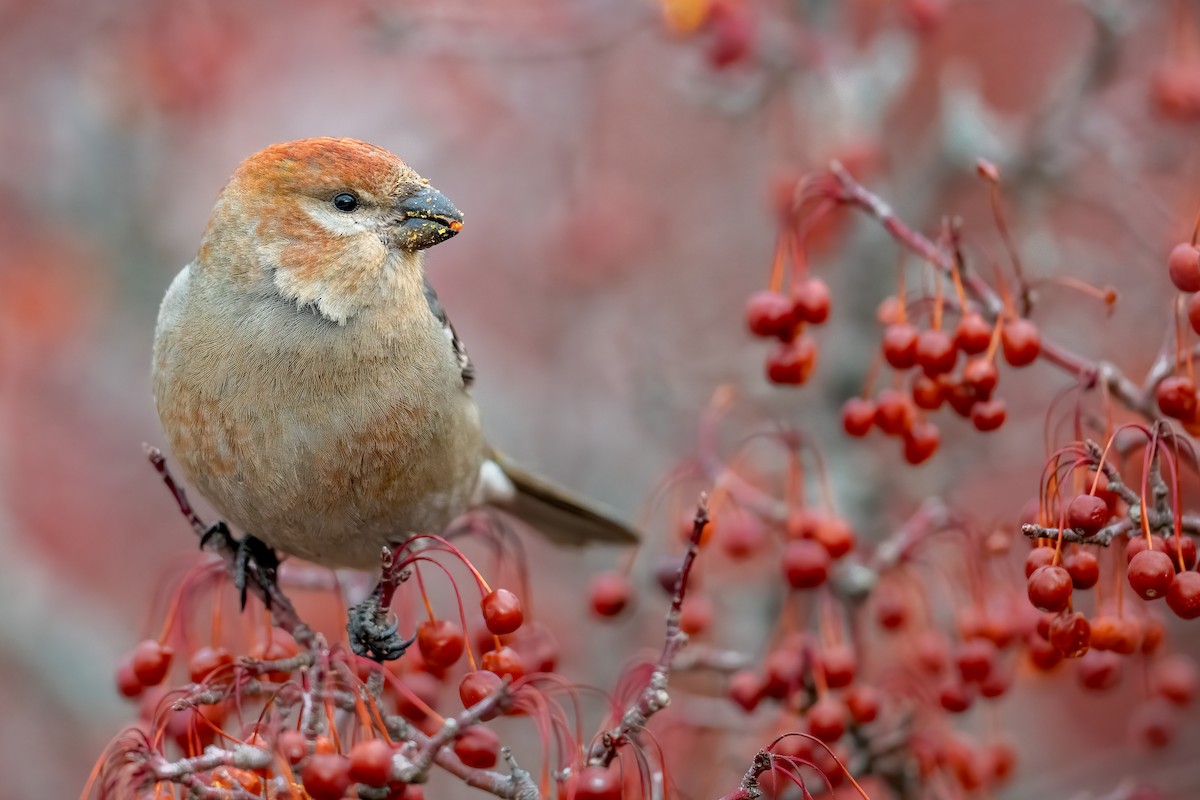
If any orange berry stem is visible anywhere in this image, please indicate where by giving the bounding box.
[767,230,789,294]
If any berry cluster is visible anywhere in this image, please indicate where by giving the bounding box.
[745,280,832,387]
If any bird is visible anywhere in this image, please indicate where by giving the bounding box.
[151,137,636,584]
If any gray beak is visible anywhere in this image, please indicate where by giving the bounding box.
[395,185,463,251]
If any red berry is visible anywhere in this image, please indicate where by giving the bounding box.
[793,277,831,324]
[841,397,875,437]
[727,670,763,712]
[1126,534,1166,562]
[782,540,829,589]
[1051,614,1089,657]
[459,671,504,715]
[278,730,309,765]
[1156,375,1198,421]
[392,671,441,725]
[187,646,233,683]
[874,388,914,435]
[1188,292,1200,336]
[911,374,944,410]
[1168,242,1200,292]
[1142,617,1167,655]
[417,619,466,669]
[766,335,817,385]
[970,398,1007,432]
[1131,698,1178,749]
[817,644,857,688]
[1027,636,1063,671]
[572,765,622,800]
[943,378,978,417]
[706,1,753,69]
[453,725,500,769]
[806,697,847,743]
[1153,655,1198,706]
[1078,650,1122,691]
[679,593,713,635]
[1128,550,1176,600]
[979,665,1012,699]
[1027,565,1072,613]
[1067,494,1109,536]
[589,571,632,617]
[903,421,940,464]
[956,639,997,683]
[916,631,949,674]
[813,516,855,559]
[719,512,767,560]
[481,646,525,681]
[916,328,957,376]
[302,754,352,800]
[115,655,143,698]
[881,323,919,369]
[1001,319,1040,367]
[961,358,998,399]
[1166,570,1200,619]
[845,684,880,723]
[131,640,174,687]
[481,589,523,635]
[763,648,802,698]
[745,290,797,338]
[939,679,974,713]
[1064,550,1100,590]
[954,313,992,354]
[1164,535,1198,571]
[349,739,395,787]
[874,585,909,629]
[1024,547,1056,578]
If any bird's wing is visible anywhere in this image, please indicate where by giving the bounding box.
[483,451,640,545]
[422,280,474,387]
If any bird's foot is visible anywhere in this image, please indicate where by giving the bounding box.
[347,587,414,662]
[200,522,280,610]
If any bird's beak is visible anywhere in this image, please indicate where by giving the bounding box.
[394,185,464,251]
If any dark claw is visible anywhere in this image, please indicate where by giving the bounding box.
[347,593,414,662]
[201,523,279,611]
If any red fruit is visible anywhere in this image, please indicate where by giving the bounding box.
[984,740,1017,785]
[679,593,713,635]
[916,631,949,674]
[954,313,992,354]
[979,666,1012,699]
[1130,698,1178,749]
[782,540,830,589]
[706,1,753,69]
[793,277,831,324]
[654,554,686,594]
[1049,611,1090,658]
[841,397,875,437]
[1142,617,1166,654]
[392,671,441,724]
[1156,375,1198,421]
[970,398,1007,432]
[589,571,632,617]
[814,516,856,559]
[572,766,622,800]
[459,671,504,714]
[1001,319,1040,367]
[481,646,525,681]
[1064,550,1100,590]
[1067,495,1109,536]
[278,730,308,765]
[845,684,880,723]
[1126,534,1166,562]
[250,628,300,683]
[817,644,857,688]
[903,421,940,465]
[763,648,802,697]
[943,378,978,417]
[745,290,797,338]
[806,697,847,743]
[766,336,817,385]
[1089,616,1123,651]
[719,512,767,560]
[453,725,500,769]
[349,739,395,787]
[1027,565,1072,612]
[1024,547,1055,578]
[728,670,763,712]
[1152,655,1198,706]
[417,619,466,669]
[115,655,143,698]
[1166,570,1200,619]
[131,640,174,687]
[1078,650,1122,691]
[301,754,352,800]
[911,374,944,410]
[939,679,974,713]
[874,584,909,629]
[874,388,915,435]
[481,589,523,635]
[881,323,919,369]
[1168,242,1200,292]
[1027,636,1063,671]
[1164,535,1198,571]
[187,646,233,683]
[956,639,997,683]
[1188,292,1200,336]
[916,329,957,376]
[1128,550,1176,600]
[961,358,998,399]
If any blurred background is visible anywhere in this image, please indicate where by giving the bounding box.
[5,0,1200,797]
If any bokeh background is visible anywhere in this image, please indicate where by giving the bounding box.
[5,0,1200,797]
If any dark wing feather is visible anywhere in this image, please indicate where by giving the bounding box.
[423,280,474,386]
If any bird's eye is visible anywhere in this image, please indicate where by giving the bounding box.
[332,192,358,212]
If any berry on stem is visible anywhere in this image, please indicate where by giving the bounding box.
[481,589,523,635]
[131,640,174,687]
[954,313,992,354]
[793,277,831,324]
[1128,550,1176,600]
[417,619,466,669]
[1027,565,1072,612]
[453,725,500,769]
[302,754,352,800]
[782,539,830,589]
[589,571,632,617]
[1067,494,1109,536]
[1166,571,1200,619]
[1001,319,1040,367]
[881,323,919,369]
[841,397,875,437]
[766,336,818,385]
[1168,242,1200,292]
[745,290,797,339]
[349,739,395,787]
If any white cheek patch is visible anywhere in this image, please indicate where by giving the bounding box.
[473,459,516,506]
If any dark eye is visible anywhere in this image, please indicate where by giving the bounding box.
[332,192,358,212]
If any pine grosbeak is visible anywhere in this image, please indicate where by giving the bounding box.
[152,137,635,572]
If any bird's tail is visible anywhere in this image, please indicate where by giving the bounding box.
[482,453,639,546]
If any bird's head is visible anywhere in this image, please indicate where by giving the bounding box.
[197,137,463,323]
